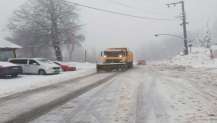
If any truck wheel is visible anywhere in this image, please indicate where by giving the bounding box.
[125,64,128,71]
[120,65,127,71]
[97,69,101,73]
[117,66,122,71]
[11,74,18,78]
[39,70,46,75]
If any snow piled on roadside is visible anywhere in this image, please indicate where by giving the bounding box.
[166,47,217,68]
[0,62,96,98]
[65,62,95,70]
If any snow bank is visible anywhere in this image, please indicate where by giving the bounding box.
[166,47,217,68]
[0,62,96,98]
[64,62,96,70]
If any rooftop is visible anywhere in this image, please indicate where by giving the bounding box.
[0,40,22,49]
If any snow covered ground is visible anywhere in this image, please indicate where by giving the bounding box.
[0,62,96,98]
[153,64,217,123]
[160,47,217,68]
[0,64,217,123]
[29,65,217,123]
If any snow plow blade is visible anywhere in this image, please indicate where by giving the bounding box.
[97,63,128,72]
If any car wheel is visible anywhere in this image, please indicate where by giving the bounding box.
[39,70,46,75]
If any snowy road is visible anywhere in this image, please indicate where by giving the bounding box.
[1,65,217,123]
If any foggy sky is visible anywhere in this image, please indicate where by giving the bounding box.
[0,0,217,60]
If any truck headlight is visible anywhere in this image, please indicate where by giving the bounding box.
[103,55,107,58]
[119,55,123,58]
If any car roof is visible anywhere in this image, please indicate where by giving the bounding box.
[9,58,47,60]
[11,58,46,60]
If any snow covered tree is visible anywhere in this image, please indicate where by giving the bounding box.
[7,0,84,61]
[188,30,212,48]
[213,20,217,44]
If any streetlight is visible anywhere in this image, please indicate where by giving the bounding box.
[154,34,184,40]
[154,33,191,54]
[81,44,87,63]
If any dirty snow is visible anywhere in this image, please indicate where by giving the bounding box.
[31,67,142,123]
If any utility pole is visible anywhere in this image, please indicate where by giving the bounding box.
[167,0,189,55]
[84,49,87,63]
[205,21,211,48]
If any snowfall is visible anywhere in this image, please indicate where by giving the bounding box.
[1,47,216,98]
[1,47,217,123]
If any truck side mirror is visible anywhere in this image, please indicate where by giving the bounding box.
[101,52,103,56]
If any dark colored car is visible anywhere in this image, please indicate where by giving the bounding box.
[53,61,76,72]
[0,62,22,77]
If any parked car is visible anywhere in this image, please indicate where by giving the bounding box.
[9,58,61,75]
[0,62,22,77]
[53,61,76,72]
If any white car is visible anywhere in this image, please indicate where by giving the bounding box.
[9,58,61,75]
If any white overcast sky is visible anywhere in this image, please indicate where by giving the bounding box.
[0,0,217,56]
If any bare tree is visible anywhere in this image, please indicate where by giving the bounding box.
[7,0,84,61]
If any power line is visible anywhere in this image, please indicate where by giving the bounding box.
[109,0,136,9]
[65,0,176,21]
[108,0,170,18]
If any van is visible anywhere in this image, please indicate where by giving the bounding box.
[9,58,61,75]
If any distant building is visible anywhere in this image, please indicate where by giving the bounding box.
[0,40,22,61]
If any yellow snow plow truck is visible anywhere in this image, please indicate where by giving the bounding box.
[97,48,133,72]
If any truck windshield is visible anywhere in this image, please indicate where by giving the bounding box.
[104,51,125,57]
